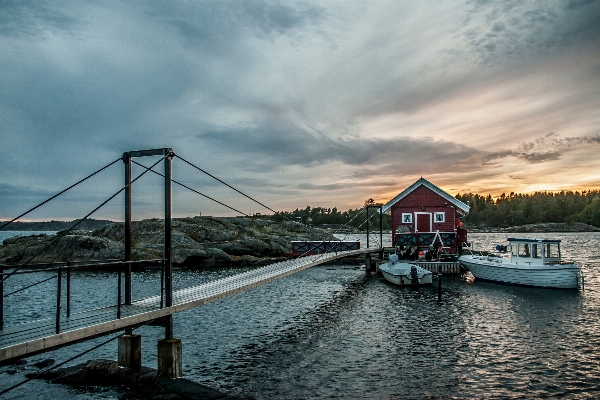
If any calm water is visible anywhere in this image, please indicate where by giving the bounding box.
[1,232,599,398]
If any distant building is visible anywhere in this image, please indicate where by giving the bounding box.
[381,177,469,249]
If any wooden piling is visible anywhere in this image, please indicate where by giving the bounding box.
[118,334,142,370]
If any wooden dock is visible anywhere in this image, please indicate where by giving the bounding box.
[381,247,463,274]
[416,261,462,275]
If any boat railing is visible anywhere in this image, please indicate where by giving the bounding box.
[461,241,483,256]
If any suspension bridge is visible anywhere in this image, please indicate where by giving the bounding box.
[0,148,383,386]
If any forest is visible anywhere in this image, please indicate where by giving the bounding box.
[455,190,600,228]
[272,190,600,230]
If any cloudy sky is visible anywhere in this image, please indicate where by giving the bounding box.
[1,0,600,221]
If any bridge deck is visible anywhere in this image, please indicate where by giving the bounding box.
[0,249,377,362]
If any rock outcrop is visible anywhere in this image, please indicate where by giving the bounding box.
[467,222,599,233]
[30,359,244,399]
[0,216,338,268]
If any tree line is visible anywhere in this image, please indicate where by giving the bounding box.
[271,190,600,230]
[271,205,393,230]
[455,190,600,228]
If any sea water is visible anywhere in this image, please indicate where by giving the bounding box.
[0,232,599,398]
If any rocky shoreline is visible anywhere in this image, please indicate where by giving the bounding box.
[27,359,247,399]
[1,219,597,268]
[0,216,338,268]
[467,222,599,233]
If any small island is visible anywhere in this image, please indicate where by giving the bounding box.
[0,216,338,268]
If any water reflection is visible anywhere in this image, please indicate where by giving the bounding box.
[0,233,599,398]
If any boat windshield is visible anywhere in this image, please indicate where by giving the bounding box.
[517,243,531,257]
[545,243,561,258]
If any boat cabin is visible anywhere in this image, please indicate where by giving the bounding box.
[381,178,469,251]
[507,238,562,265]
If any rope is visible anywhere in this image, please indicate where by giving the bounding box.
[2,155,167,283]
[0,331,124,396]
[0,158,122,231]
[131,159,249,216]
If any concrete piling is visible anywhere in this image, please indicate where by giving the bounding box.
[118,334,142,370]
[158,338,183,379]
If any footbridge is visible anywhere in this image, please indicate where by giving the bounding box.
[0,248,379,364]
[0,148,384,385]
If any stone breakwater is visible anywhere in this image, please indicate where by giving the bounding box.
[0,216,338,268]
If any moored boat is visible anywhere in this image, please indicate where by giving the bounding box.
[379,254,433,287]
[459,238,584,289]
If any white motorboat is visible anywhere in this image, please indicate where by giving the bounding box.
[379,254,433,287]
[459,238,584,289]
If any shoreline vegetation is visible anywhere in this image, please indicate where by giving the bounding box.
[4,189,600,233]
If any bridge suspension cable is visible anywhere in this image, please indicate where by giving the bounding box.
[131,159,249,216]
[2,155,168,283]
[0,157,122,231]
[4,274,57,298]
[175,155,278,215]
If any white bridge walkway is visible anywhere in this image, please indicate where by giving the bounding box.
[0,249,378,362]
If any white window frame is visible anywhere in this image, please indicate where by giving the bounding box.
[434,212,445,223]
[401,213,413,223]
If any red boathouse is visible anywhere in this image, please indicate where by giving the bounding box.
[381,178,469,251]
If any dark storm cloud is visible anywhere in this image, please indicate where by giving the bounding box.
[485,133,600,163]
[196,118,479,168]
[460,0,600,63]
[142,0,324,49]
[1,0,600,218]
[0,0,78,37]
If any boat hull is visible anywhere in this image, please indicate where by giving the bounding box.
[459,255,582,289]
[379,262,433,287]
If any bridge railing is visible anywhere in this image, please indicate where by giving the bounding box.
[0,259,164,332]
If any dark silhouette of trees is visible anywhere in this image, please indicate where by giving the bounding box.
[455,190,600,228]
[270,190,600,231]
[272,206,391,230]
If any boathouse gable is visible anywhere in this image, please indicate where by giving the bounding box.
[391,186,456,232]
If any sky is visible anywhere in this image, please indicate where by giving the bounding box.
[1,0,600,221]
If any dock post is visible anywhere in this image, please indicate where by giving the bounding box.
[379,205,383,249]
[0,267,3,330]
[118,333,142,370]
[437,274,442,301]
[158,336,182,378]
[365,253,372,273]
[56,267,62,334]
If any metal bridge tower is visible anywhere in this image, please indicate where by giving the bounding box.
[121,148,180,377]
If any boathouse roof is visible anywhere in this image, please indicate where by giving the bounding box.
[381,177,470,214]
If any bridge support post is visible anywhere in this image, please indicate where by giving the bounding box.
[118,334,142,370]
[158,338,182,379]
[123,153,132,305]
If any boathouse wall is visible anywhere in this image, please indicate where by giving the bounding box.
[390,186,457,244]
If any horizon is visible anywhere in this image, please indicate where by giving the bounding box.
[2,186,599,224]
